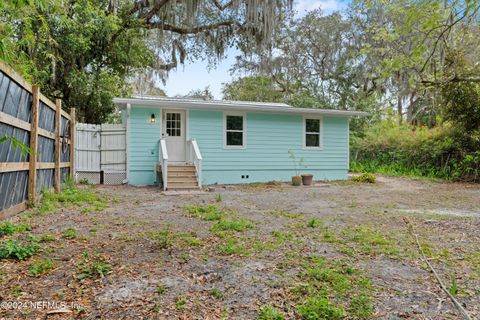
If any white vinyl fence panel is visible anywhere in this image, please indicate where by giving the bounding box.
[75,123,126,185]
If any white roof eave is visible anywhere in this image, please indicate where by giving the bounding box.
[114,97,368,117]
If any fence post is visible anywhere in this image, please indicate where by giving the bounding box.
[69,108,76,179]
[28,86,40,204]
[54,99,61,192]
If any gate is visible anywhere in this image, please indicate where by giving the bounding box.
[75,123,126,185]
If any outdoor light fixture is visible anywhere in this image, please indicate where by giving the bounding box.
[150,113,156,123]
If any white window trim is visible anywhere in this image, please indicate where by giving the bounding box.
[303,115,323,150]
[223,112,246,149]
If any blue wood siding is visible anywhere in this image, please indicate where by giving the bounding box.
[188,110,349,185]
[127,107,160,185]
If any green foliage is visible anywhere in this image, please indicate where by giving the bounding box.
[258,305,285,320]
[351,121,480,182]
[29,258,54,277]
[307,218,320,228]
[62,228,77,239]
[36,182,107,215]
[296,296,345,320]
[0,240,39,260]
[215,194,223,202]
[0,135,31,156]
[76,252,111,279]
[185,205,222,221]
[222,76,285,102]
[211,218,254,232]
[218,238,246,255]
[210,287,223,300]
[351,173,376,184]
[0,222,32,237]
[448,275,459,296]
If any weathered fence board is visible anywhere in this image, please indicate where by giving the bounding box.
[0,62,75,218]
[75,123,126,185]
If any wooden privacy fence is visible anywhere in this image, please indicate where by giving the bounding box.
[0,62,75,219]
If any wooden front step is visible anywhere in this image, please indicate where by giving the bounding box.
[165,164,199,190]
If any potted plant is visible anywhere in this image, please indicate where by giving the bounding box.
[288,150,305,186]
[301,173,313,186]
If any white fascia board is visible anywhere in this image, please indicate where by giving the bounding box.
[113,98,368,117]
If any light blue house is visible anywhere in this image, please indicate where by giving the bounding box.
[114,97,365,190]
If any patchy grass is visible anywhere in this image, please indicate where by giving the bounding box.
[34,181,107,216]
[185,204,223,221]
[62,227,77,240]
[175,295,187,311]
[0,222,32,237]
[258,305,285,320]
[282,255,375,319]
[29,258,54,277]
[218,238,247,255]
[76,252,112,279]
[270,208,303,219]
[211,218,254,233]
[210,287,223,300]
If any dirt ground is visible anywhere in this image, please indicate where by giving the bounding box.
[1,176,479,319]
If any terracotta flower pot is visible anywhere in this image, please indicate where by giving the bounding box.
[301,174,313,186]
[292,175,302,186]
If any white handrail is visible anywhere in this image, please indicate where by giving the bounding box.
[187,139,203,188]
[159,138,168,190]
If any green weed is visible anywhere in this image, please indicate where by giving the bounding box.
[0,222,32,236]
[258,305,285,320]
[211,218,254,232]
[351,173,376,183]
[76,252,111,279]
[40,233,56,242]
[0,240,39,260]
[185,204,223,221]
[296,296,345,320]
[155,285,167,295]
[29,258,54,277]
[218,238,246,255]
[62,227,77,239]
[35,183,107,215]
[307,218,320,228]
[215,194,223,202]
[175,295,187,311]
[210,287,223,300]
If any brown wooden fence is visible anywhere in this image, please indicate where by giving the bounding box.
[0,61,75,219]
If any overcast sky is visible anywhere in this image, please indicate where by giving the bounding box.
[162,0,349,99]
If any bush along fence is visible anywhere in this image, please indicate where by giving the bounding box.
[0,61,75,218]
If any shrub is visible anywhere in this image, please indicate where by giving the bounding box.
[351,122,480,182]
[352,173,376,183]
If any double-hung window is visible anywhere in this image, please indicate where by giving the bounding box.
[224,113,245,148]
[304,117,322,148]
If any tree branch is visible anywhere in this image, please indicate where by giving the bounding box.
[147,20,235,34]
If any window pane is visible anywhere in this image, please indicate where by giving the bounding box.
[306,134,320,147]
[306,119,320,133]
[176,129,181,136]
[227,132,243,146]
[226,115,243,131]
[167,113,172,120]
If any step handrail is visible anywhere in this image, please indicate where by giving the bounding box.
[159,138,168,190]
[187,139,202,188]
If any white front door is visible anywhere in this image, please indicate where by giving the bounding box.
[163,110,186,163]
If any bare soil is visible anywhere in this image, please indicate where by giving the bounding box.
[1,176,479,319]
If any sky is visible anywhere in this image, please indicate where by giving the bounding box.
[162,0,349,99]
